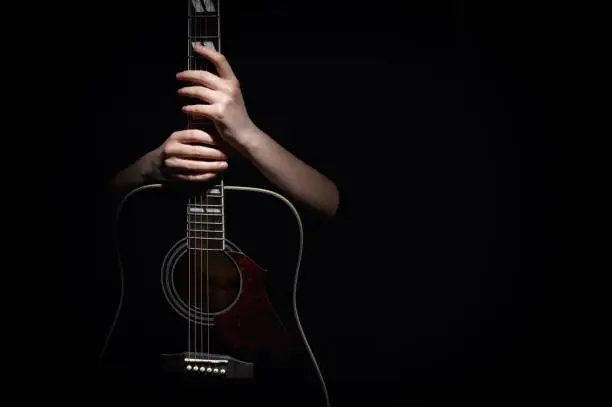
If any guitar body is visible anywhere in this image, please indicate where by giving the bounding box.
[99,184,323,406]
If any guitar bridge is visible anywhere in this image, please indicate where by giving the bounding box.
[161,352,254,378]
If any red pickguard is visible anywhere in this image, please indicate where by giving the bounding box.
[215,251,291,359]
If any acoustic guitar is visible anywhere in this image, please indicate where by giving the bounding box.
[97,1,330,406]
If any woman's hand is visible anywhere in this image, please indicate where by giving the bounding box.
[176,43,259,152]
[152,128,229,182]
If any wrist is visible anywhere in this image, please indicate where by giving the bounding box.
[236,125,268,158]
[142,147,164,182]
[108,147,163,195]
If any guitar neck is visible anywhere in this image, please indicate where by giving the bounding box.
[186,0,225,251]
[188,0,221,61]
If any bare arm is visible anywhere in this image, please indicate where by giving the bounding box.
[110,126,339,217]
[110,148,160,195]
[111,43,339,218]
[237,125,339,218]
[109,130,229,195]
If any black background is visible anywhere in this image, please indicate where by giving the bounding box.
[14,0,562,404]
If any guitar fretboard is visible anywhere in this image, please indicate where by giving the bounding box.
[186,0,224,251]
[188,0,220,50]
[187,185,224,251]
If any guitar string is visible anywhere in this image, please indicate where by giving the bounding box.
[198,4,206,362]
[195,3,203,362]
[197,3,204,362]
[204,2,211,363]
[195,1,200,362]
[202,3,207,361]
[203,48,207,365]
[218,0,224,358]
[187,0,193,362]
[210,0,220,363]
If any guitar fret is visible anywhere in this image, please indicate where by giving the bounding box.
[188,203,223,210]
[188,213,223,224]
[187,202,222,206]
[188,227,224,232]
[188,200,222,208]
[188,247,224,252]
[189,35,219,40]
[189,200,223,206]
[188,235,224,240]
[188,193,223,198]
[188,226,224,231]
[185,55,219,61]
[188,228,223,233]
[189,238,224,245]
[188,219,223,226]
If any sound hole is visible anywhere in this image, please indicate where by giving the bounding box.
[173,250,241,314]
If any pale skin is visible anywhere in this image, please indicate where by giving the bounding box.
[111,43,339,218]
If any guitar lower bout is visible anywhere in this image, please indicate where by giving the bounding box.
[160,236,291,372]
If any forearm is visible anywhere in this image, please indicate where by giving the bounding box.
[238,127,340,218]
[109,148,161,195]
